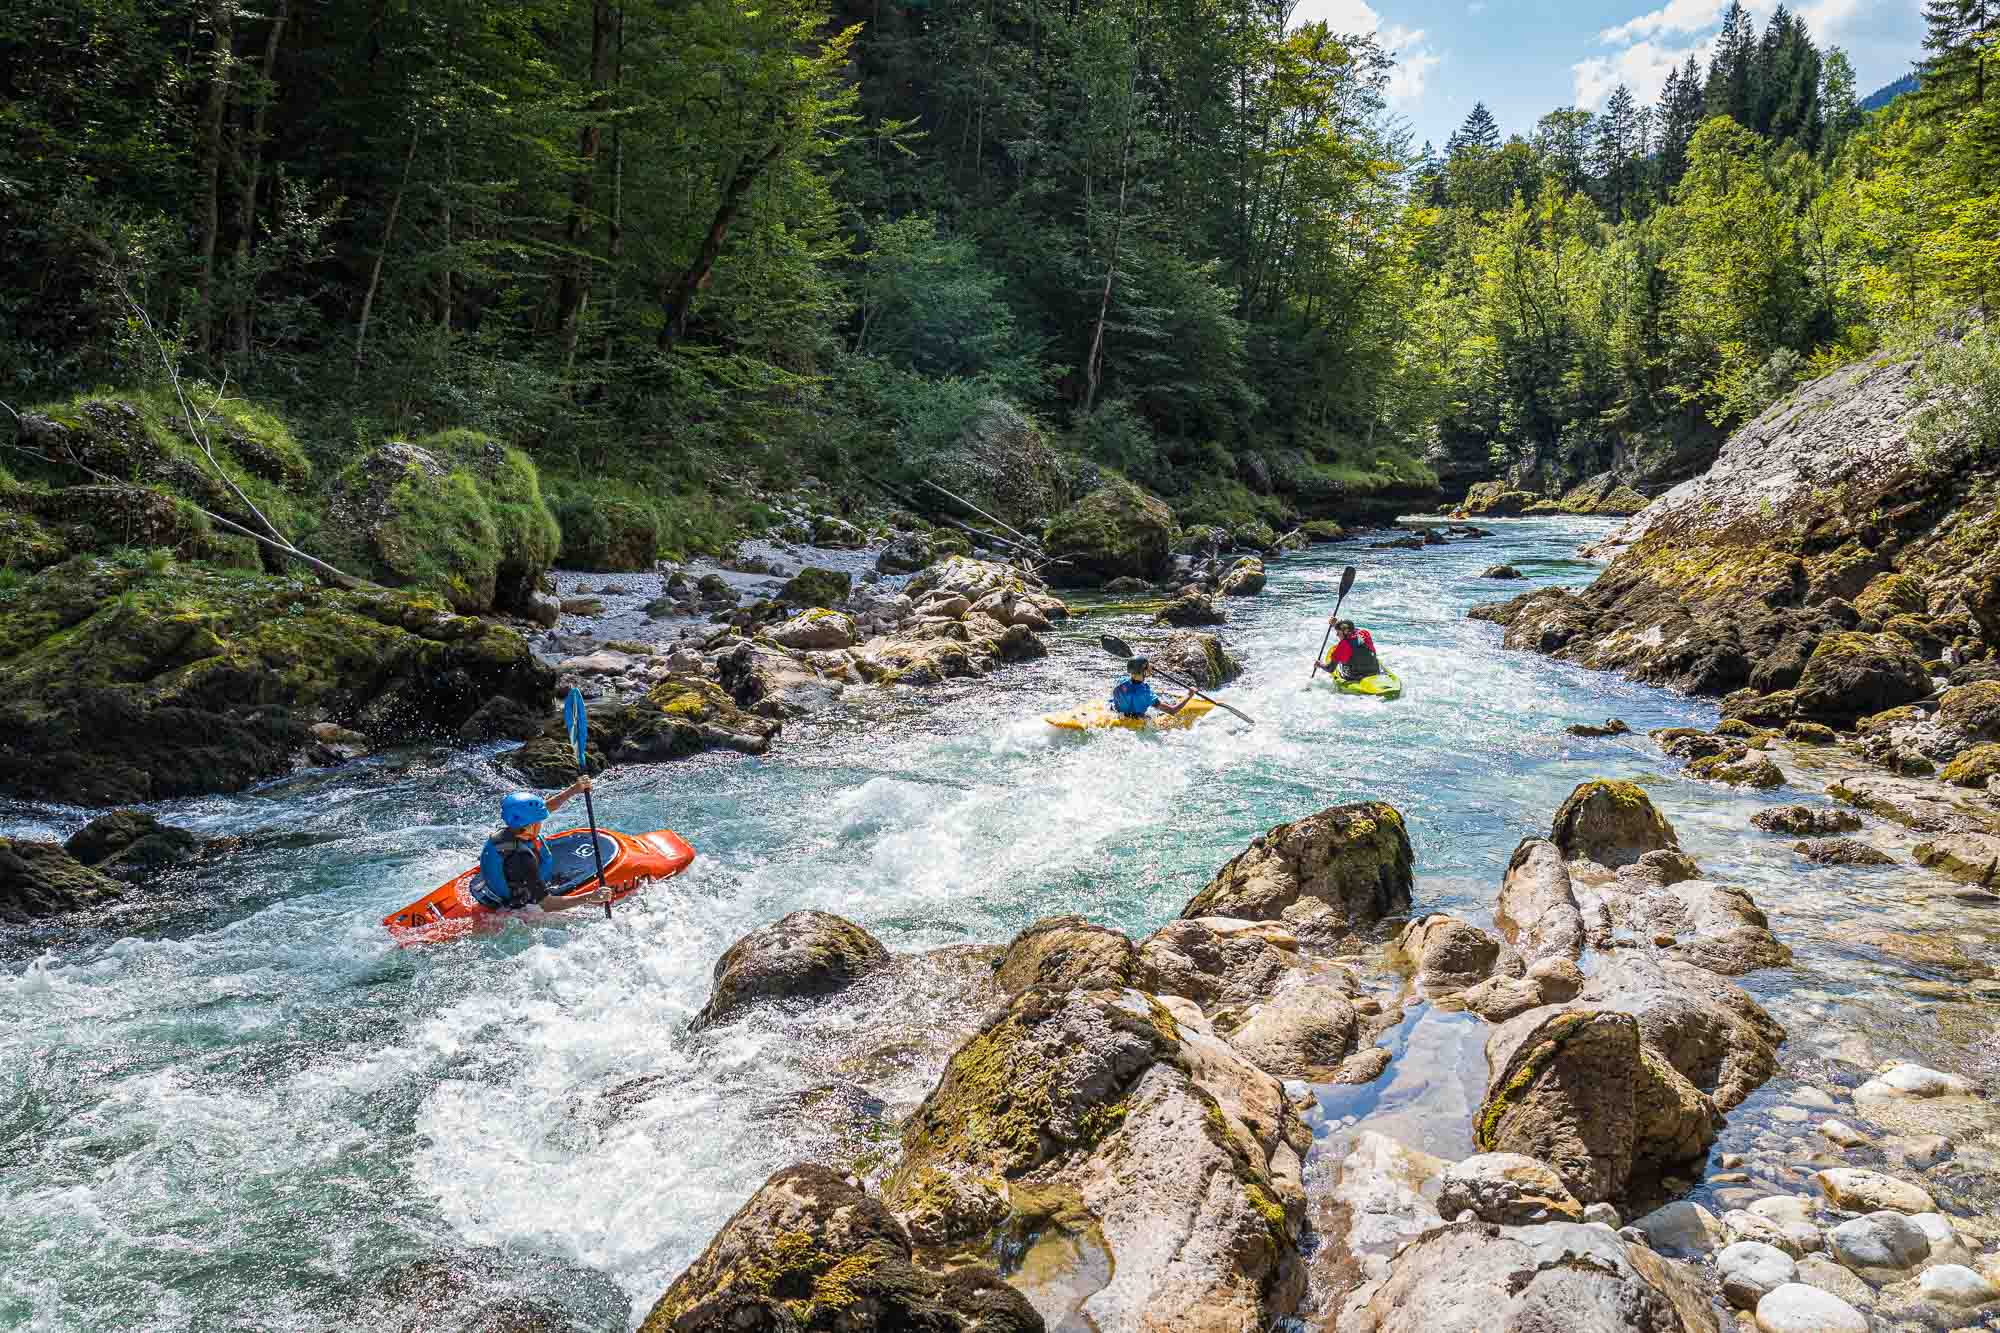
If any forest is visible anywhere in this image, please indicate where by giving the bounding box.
[3,0,1997,548]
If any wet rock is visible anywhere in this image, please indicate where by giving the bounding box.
[1153,630,1243,689]
[637,1164,1040,1333]
[1795,632,1932,724]
[1819,1120,1871,1149]
[1321,1130,1447,1285]
[1810,1168,1935,1215]
[1917,1263,1999,1308]
[1340,1219,1721,1333]
[1633,1200,1727,1257]
[1042,478,1175,587]
[1940,742,2000,787]
[1784,721,1839,744]
[1688,753,1785,788]
[1135,917,1307,1012]
[1494,838,1586,965]
[1436,1152,1585,1225]
[559,596,606,616]
[716,641,842,717]
[777,567,852,607]
[1394,914,1509,992]
[1826,775,1990,834]
[996,916,1136,995]
[1720,1241,1799,1309]
[1568,719,1632,737]
[1850,928,1993,977]
[1552,780,1681,869]
[1153,591,1227,627]
[511,677,777,782]
[764,609,858,651]
[1219,556,1266,597]
[1911,832,2000,891]
[1577,952,1785,1111]
[1824,1211,1931,1281]
[1790,839,1894,867]
[1477,1007,1718,1204]
[1482,564,1525,579]
[1753,806,1863,836]
[1332,1046,1394,1084]
[882,986,1309,1330]
[1222,973,1364,1080]
[62,810,210,881]
[1725,1207,1819,1258]
[1179,801,1413,950]
[0,838,125,923]
[1753,1282,1868,1333]
[693,910,890,1029]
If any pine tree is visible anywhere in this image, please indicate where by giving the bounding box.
[1752,6,1796,135]
[1659,55,1705,192]
[1706,2,1759,125]
[1594,84,1638,221]
[1455,102,1502,154]
[1921,0,1996,111]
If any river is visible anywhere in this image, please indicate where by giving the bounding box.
[4,518,1995,1329]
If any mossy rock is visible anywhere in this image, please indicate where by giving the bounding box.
[1688,753,1785,788]
[1549,780,1680,868]
[925,398,1071,532]
[1940,680,2000,743]
[0,556,553,805]
[323,435,561,613]
[1301,520,1348,542]
[0,836,125,923]
[508,676,777,784]
[1458,482,1540,517]
[1794,631,1932,724]
[63,809,207,878]
[1232,520,1279,552]
[1590,485,1650,516]
[1042,478,1176,587]
[555,494,659,573]
[779,568,852,607]
[1180,801,1413,943]
[1853,572,1927,621]
[692,910,890,1028]
[1941,743,2000,788]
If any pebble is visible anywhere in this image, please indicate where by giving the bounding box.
[1632,1200,1724,1257]
[1819,1120,1871,1149]
[1770,1106,1810,1124]
[1865,1064,1978,1098]
[1918,1264,2000,1307]
[1720,1153,1747,1169]
[1584,1202,1621,1228]
[1884,1134,1952,1168]
[1754,1283,1868,1333]
[1791,1087,1838,1111]
[1725,1208,1818,1258]
[1749,1195,1817,1227]
[1811,1167,1936,1214]
[1826,1211,1931,1279]
[1795,1255,1873,1308]
[1720,1241,1799,1310]
[1713,1172,1751,1183]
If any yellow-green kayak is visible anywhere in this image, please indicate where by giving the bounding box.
[1321,669,1403,699]
[1044,698,1217,731]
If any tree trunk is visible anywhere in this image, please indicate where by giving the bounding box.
[352,123,423,381]
[657,134,784,352]
[1082,122,1134,417]
[196,0,235,358]
[599,5,625,370]
[439,137,453,331]
[559,0,615,378]
[231,0,291,361]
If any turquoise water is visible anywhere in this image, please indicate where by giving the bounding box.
[5,518,1995,1329]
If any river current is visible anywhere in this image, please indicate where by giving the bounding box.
[5,518,1996,1329]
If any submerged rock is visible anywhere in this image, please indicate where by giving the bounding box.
[1752,805,1863,836]
[1179,801,1414,949]
[1153,591,1226,627]
[882,985,1309,1330]
[0,838,125,924]
[693,910,891,1029]
[61,809,218,881]
[639,1164,1041,1333]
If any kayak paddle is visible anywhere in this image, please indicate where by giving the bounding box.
[1309,565,1358,681]
[1099,634,1256,726]
[562,686,613,920]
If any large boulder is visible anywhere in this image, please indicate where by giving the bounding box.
[1551,780,1680,869]
[764,609,858,652]
[927,398,1070,532]
[638,1164,1041,1333]
[61,809,211,880]
[1394,914,1508,993]
[0,838,125,924]
[1938,679,2000,746]
[1219,556,1267,597]
[0,557,554,805]
[1153,592,1226,627]
[1494,838,1585,965]
[778,567,853,608]
[1340,1220,1721,1333]
[1042,478,1175,587]
[322,435,562,613]
[553,495,658,573]
[882,985,1310,1331]
[717,640,845,717]
[1457,481,1542,517]
[509,676,778,783]
[1578,952,1785,1111]
[1135,917,1307,1013]
[1792,632,1933,724]
[996,916,1137,995]
[1153,630,1243,689]
[693,911,891,1029]
[1475,1006,1718,1204]
[1179,802,1414,950]
[1221,973,1365,1081]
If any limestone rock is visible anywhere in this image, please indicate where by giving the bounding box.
[1753,1282,1868,1333]
[1219,556,1267,597]
[1633,1200,1727,1257]
[778,566,853,607]
[638,1163,1041,1333]
[1577,953,1786,1111]
[1136,916,1306,1012]
[1321,1131,1447,1285]
[1180,801,1414,950]
[1917,1264,1999,1308]
[1794,632,1933,724]
[883,986,1310,1331]
[693,911,890,1028]
[1912,831,2000,891]
[1153,630,1243,689]
[1810,1168,1935,1216]
[62,809,211,882]
[1790,839,1893,867]
[1824,1211,1931,1281]
[765,610,858,651]
[509,676,778,782]
[996,916,1136,995]
[1752,805,1863,836]
[1436,1152,1586,1225]
[1495,838,1586,964]
[0,838,125,924]
[1719,1241,1799,1310]
[1552,780,1681,869]
[1153,592,1226,627]
[1222,973,1363,1080]
[1042,478,1176,587]
[1395,914,1509,992]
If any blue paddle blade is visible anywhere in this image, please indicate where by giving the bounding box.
[562,687,588,767]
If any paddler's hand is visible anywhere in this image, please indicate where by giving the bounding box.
[573,775,593,795]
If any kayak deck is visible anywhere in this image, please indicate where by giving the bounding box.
[1045,698,1217,731]
[383,826,695,943]
[1320,669,1403,699]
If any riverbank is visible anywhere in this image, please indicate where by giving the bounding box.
[2,522,1994,1331]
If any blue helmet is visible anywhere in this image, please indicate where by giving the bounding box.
[500,791,550,829]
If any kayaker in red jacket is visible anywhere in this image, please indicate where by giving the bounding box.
[1325,619,1382,680]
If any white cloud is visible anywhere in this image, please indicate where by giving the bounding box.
[1572,35,1716,109]
[1467,1,1487,13]
[1287,0,1443,105]
[1600,0,1723,45]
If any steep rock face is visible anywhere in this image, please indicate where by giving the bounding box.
[1469,354,1997,705]
[882,986,1311,1331]
[1179,801,1414,949]
[639,1164,1042,1333]
[0,556,554,805]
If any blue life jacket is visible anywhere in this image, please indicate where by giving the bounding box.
[1110,679,1158,717]
[475,832,555,909]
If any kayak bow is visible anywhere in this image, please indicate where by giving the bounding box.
[1044,698,1217,731]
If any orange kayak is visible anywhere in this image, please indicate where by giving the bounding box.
[383,826,695,943]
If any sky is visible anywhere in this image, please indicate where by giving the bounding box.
[1284,0,1927,152]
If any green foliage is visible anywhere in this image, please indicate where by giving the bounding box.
[1910,325,2000,471]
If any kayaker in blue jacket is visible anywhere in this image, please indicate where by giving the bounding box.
[1110,657,1193,718]
[476,780,611,911]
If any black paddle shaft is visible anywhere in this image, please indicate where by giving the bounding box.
[1310,566,1358,680]
[581,782,611,920]
[1097,634,1256,726]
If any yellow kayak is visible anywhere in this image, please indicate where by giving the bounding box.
[1045,698,1217,731]
[1320,669,1403,699]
